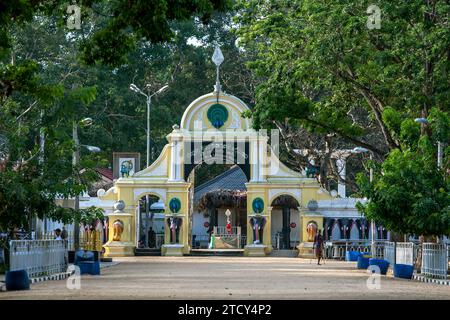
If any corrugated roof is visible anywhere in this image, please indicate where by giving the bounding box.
[95,168,113,181]
[194,165,247,203]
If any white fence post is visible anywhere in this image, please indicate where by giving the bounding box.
[421,243,448,279]
[383,242,395,265]
[9,240,68,278]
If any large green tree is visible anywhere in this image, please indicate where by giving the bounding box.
[357,108,450,236]
[0,1,232,231]
[235,0,449,190]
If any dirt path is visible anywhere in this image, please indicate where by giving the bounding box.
[1,257,449,300]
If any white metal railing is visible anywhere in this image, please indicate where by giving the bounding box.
[37,230,103,252]
[191,234,247,249]
[422,243,449,279]
[324,240,387,260]
[384,242,395,264]
[9,240,68,278]
[396,242,415,265]
[384,242,415,266]
[214,226,241,235]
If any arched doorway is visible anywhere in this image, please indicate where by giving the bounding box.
[349,220,359,240]
[192,165,248,250]
[331,221,341,240]
[137,194,164,249]
[270,195,300,250]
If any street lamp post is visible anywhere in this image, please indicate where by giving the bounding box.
[72,118,101,251]
[129,83,168,248]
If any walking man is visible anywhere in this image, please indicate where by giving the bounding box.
[313,230,324,265]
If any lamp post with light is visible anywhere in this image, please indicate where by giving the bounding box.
[73,117,101,251]
[129,84,169,168]
[129,83,169,248]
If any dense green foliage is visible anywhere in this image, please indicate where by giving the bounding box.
[0,0,448,238]
[235,0,449,235]
[0,1,233,231]
[235,0,449,187]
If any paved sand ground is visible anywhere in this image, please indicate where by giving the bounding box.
[1,256,449,300]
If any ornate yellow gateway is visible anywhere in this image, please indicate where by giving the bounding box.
[98,47,336,257]
[98,86,335,257]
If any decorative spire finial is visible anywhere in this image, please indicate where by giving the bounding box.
[212,46,224,93]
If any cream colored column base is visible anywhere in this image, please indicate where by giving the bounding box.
[161,244,185,256]
[297,242,316,258]
[244,244,268,257]
[103,241,135,257]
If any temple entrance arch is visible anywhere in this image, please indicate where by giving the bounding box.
[99,89,333,257]
[193,164,248,250]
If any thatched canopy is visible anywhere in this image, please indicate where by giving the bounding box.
[198,189,247,213]
[271,195,300,209]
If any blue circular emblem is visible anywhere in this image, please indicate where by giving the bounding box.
[207,103,229,129]
[252,198,264,214]
[169,198,181,213]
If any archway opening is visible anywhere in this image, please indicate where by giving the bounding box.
[191,164,248,250]
[137,194,165,249]
[270,195,300,250]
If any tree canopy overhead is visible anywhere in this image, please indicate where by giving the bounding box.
[0,0,448,239]
[234,0,449,235]
[0,0,234,231]
[235,0,449,159]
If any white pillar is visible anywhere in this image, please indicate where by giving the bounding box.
[258,135,267,182]
[174,140,181,181]
[336,158,346,198]
[169,140,177,181]
[250,140,259,182]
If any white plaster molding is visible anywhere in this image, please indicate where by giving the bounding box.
[133,188,167,202]
[228,109,242,129]
[268,188,301,205]
[181,93,251,130]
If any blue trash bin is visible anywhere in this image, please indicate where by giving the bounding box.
[357,254,371,269]
[345,251,360,261]
[5,270,30,291]
[393,264,414,279]
[75,250,100,275]
[369,258,390,275]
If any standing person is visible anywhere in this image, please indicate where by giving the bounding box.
[54,228,62,240]
[60,226,68,240]
[313,230,324,265]
[148,227,156,248]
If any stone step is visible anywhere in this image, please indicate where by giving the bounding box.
[188,249,244,257]
[270,250,299,257]
[134,248,162,256]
